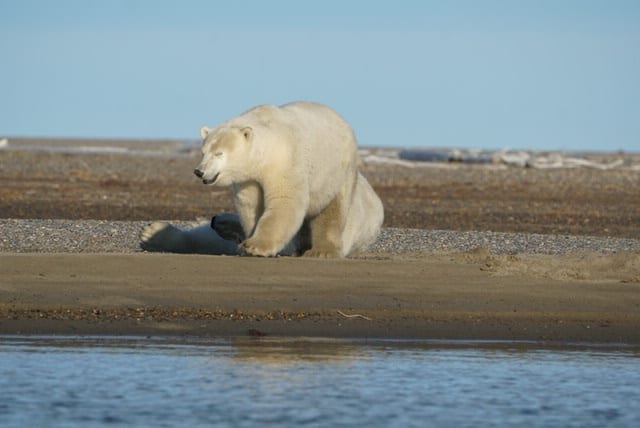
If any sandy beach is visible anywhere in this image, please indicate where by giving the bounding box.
[1,139,639,343]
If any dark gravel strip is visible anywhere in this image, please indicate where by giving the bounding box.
[1,219,639,255]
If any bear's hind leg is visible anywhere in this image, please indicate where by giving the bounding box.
[304,194,346,258]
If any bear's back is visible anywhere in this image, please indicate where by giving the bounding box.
[233,101,357,165]
[280,102,359,214]
[230,101,358,208]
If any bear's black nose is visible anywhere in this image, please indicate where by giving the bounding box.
[194,168,204,178]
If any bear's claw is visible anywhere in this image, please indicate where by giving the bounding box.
[240,239,280,257]
[303,247,342,258]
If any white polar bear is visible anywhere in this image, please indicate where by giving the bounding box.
[141,101,383,257]
[140,213,310,256]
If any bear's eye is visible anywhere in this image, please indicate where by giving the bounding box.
[214,152,223,157]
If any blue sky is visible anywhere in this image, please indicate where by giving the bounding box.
[1,0,639,151]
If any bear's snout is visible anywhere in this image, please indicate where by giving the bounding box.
[195,168,220,185]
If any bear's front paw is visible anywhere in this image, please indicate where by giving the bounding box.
[240,238,280,257]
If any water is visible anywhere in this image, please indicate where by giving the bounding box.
[1,336,639,427]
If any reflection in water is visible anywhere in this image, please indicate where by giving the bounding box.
[1,336,639,426]
[230,337,363,364]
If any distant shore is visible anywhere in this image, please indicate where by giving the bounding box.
[1,140,639,343]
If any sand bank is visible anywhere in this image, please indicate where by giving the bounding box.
[2,252,638,343]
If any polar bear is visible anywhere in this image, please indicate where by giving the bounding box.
[140,213,311,256]
[141,101,383,257]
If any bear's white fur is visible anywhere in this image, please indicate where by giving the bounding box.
[140,213,309,256]
[140,217,239,255]
[141,101,383,257]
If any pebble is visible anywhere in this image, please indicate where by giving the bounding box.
[1,219,638,256]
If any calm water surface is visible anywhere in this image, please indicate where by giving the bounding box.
[1,336,639,427]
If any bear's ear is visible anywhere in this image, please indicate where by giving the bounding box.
[241,127,253,142]
[200,126,212,140]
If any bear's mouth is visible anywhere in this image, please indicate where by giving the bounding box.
[203,172,220,185]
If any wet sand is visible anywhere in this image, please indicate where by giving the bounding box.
[1,141,639,343]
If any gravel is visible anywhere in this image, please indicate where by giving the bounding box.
[2,219,639,256]
[370,227,640,255]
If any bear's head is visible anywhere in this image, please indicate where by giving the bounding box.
[194,125,253,186]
